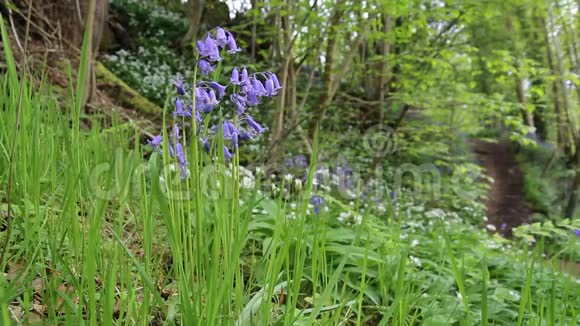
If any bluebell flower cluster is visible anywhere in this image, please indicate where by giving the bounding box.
[309,195,325,214]
[148,27,281,177]
[285,155,309,169]
[148,124,189,178]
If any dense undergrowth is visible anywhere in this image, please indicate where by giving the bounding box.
[1,14,580,325]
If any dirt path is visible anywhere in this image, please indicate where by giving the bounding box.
[471,139,530,236]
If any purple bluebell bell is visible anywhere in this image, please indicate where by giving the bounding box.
[197,33,221,61]
[223,145,233,160]
[148,135,163,150]
[310,195,325,214]
[575,229,580,237]
[294,155,308,168]
[195,87,217,113]
[239,132,251,141]
[222,120,240,149]
[231,94,247,113]
[269,72,282,90]
[246,88,260,106]
[208,89,218,105]
[209,81,227,98]
[246,115,266,134]
[215,27,228,47]
[252,78,267,96]
[265,78,277,96]
[174,98,192,118]
[173,142,186,165]
[172,76,186,96]
[199,59,215,76]
[201,137,211,152]
[230,68,240,85]
[192,105,202,123]
[241,67,250,85]
[225,31,241,54]
[172,124,181,140]
[170,141,188,179]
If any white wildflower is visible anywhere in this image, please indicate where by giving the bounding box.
[240,176,255,189]
[409,255,422,267]
[486,224,496,231]
[338,211,350,222]
[294,178,302,190]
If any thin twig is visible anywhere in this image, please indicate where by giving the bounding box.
[7,7,24,54]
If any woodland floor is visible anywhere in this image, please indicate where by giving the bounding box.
[472,139,531,237]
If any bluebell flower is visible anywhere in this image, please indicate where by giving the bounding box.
[195,87,217,113]
[223,145,233,160]
[209,81,227,98]
[222,120,240,149]
[240,67,250,86]
[575,229,580,237]
[148,135,163,150]
[246,115,266,134]
[172,76,186,96]
[265,78,277,96]
[225,31,241,54]
[215,26,228,47]
[173,98,192,118]
[201,137,211,152]
[252,78,267,96]
[246,88,260,106]
[310,195,325,214]
[172,124,181,140]
[208,89,218,105]
[230,68,240,85]
[165,27,282,166]
[239,132,251,141]
[170,141,188,179]
[294,155,308,168]
[192,105,202,123]
[231,94,247,113]
[197,33,221,61]
[173,142,186,165]
[268,72,282,90]
[199,59,215,76]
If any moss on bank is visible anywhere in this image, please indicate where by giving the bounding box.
[95,61,163,117]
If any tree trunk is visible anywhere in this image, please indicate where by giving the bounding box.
[267,0,293,162]
[543,16,565,148]
[549,6,580,218]
[307,0,344,141]
[377,13,391,124]
[505,12,535,128]
[182,0,206,45]
[79,0,104,106]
